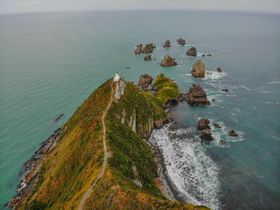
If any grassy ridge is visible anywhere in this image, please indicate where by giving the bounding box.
[17,75,208,210]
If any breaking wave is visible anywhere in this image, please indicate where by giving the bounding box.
[149,124,221,210]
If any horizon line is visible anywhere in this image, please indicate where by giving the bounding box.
[1,8,280,17]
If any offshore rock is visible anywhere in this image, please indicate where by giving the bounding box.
[163,40,171,48]
[144,54,152,61]
[186,47,197,57]
[160,55,177,67]
[186,83,210,105]
[197,119,210,130]
[200,129,213,142]
[217,67,223,73]
[191,60,205,78]
[134,44,143,55]
[142,43,156,54]
[177,38,186,46]
[228,130,238,137]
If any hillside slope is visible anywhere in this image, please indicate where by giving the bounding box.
[15,75,209,210]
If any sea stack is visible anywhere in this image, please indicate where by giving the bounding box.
[186,47,197,57]
[163,40,171,48]
[134,44,143,55]
[144,54,152,61]
[160,55,177,67]
[177,38,186,46]
[186,83,210,105]
[191,60,205,78]
[142,43,156,54]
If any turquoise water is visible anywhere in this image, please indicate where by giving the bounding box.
[0,11,279,209]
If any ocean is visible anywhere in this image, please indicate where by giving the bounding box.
[0,10,279,209]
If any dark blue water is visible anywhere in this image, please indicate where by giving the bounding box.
[0,11,279,209]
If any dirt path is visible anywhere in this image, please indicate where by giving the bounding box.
[78,82,114,210]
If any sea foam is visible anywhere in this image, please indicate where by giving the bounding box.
[149,124,221,210]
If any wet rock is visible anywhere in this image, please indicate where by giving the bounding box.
[211,99,216,102]
[228,130,238,137]
[142,43,156,54]
[134,44,143,55]
[200,129,213,142]
[220,140,226,145]
[216,67,222,73]
[138,74,154,91]
[163,40,171,48]
[186,47,197,57]
[191,60,205,78]
[144,54,152,61]
[177,38,186,46]
[186,83,210,105]
[54,114,64,122]
[213,123,222,128]
[160,55,177,67]
[197,119,210,130]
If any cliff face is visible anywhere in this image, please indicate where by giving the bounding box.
[15,75,208,210]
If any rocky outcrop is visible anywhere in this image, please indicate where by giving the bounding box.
[228,130,238,137]
[213,123,222,128]
[144,54,152,61]
[186,47,197,57]
[191,60,205,78]
[177,38,186,46]
[160,55,177,67]
[142,43,156,54]
[186,84,210,105]
[200,129,213,142]
[163,40,171,48]
[197,119,210,130]
[138,74,154,91]
[134,44,143,55]
[216,67,223,73]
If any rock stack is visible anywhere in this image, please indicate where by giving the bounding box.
[186,47,197,57]
[186,83,210,105]
[191,60,205,78]
[163,40,171,48]
[160,55,177,67]
[177,38,186,46]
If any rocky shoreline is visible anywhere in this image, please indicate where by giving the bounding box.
[8,128,62,208]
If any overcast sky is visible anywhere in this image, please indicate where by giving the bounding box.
[0,0,280,15]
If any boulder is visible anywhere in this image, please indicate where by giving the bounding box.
[160,55,177,67]
[138,74,153,90]
[163,40,171,48]
[228,130,238,137]
[216,67,223,73]
[186,47,197,57]
[134,44,143,55]
[213,123,222,128]
[200,129,213,142]
[191,60,205,78]
[186,84,210,105]
[144,55,152,61]
[177,38,186,46]
[142,43,156,54]
[197,119,210,130]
